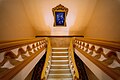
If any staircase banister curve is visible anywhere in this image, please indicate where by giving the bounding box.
[75,38,120,52]
[69,37,79,79]
[41,38,52,80]
[74,37,120,80]
[0,38,47,80]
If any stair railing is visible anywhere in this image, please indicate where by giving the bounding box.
[41,38,52,80]
[0,38,47,80]
[74,38,120,80]
[68,37,79,79]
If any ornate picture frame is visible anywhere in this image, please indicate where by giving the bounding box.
[52,4,68,27]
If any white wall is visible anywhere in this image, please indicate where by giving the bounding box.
[84,0,120,41]
[0,0,35,41]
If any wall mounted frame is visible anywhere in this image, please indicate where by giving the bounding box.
[52,4,68,27]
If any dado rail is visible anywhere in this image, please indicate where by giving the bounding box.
[0,38,47,80]
[74,38,120,80]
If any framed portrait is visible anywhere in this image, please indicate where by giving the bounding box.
[52,4,68,27]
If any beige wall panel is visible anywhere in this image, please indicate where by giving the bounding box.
[84,0,120,41]
[0,0,35,41]
[50,37,71,47]
[23,0,97,36]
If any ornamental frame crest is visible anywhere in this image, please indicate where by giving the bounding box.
[52,4,68,27]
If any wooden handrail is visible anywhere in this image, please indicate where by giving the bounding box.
[74,38,120,80]
[41,38,52,79]
[0,38,47,80]
[0,38,33,44]
[69,38,79,79]
[0,38,45,53]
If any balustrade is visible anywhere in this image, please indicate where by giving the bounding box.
[0,38,47,80]
[74,38,120,80]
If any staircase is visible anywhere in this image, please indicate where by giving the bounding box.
[47,47,72,80]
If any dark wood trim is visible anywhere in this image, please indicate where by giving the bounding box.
[36,35,84,37]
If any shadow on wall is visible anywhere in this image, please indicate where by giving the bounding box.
[31,52,46,80]
[74,53,88,80]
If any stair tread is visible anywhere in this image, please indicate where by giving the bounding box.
[52,56,68,57]
[52,59,69,62]
[48,74,72,78]
[52,52,68,53]
[52,53,68,56]
[52,62,69,65]
[49,71,71,74]
[49,74,72,75]
[52,60,68,62]
[52,58,68,60]
[50,68,70,72]
[52,47,68,49]
[50,68,70,70]
[47,78,72,80]
[51,66,69,69]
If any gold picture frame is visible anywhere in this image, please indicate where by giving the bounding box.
[52,4,68,27]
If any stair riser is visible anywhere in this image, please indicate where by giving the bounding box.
[52,62,68,65]
[49,70,71,74]
[51,66,69,69]
[52,57,68,60]
[48,75,72,78]
[52,49,68,52]
[52,53,68,56]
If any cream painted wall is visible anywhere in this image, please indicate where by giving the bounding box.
[84,0,120,41]
[69,0,97,35]
[0,0,35,41]
[22,0,97,36]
